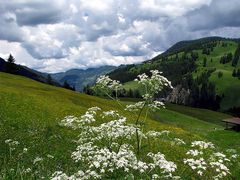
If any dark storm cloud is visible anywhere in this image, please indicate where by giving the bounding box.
[187,0,240,31]
[22,43,67,59]
[0,12,24,42]
[16,9,63,26]
[0,1,65,26]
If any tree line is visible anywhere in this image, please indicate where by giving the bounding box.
[232,69,240,78]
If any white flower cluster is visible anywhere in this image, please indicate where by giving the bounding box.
[54,143,178,179]
[33,157,43,164]
[125,101,165,112]
[101,110,122,118]
[135,70,172,100]
[5,139,20,151]
[59,115,79,128]
[92,118,137,141]
[226,149,239,159]
[53,108,238,180]
[148,100,165,111]
[173,138,186,145]
[209,152,231,179]
[52,107,179,179]
[183,158,207,176]
[95,75,122,95]
[186,149,203,157]
[52,142,178,179]
[148,152,178,178]
[125,101,145,112]
[72,144,146,174]
[191,141,215,149]
[184,140,233,178]
[146,130,170,138]
[60,107,101,129]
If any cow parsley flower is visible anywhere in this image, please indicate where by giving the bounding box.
[148,101,165,111]
[173,138,186,145]
[183,158,207,175]
[135,70,173,100]
[5,139,20,150]
[146,130,170,138]
[33,157,43,164]
[148,152,177,177]
[186,150,203,157]
[95,75,122,97]
[191,141,215,149]
[125,102,145,112]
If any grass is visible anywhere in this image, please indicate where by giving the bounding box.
[165,103,231,126]
[123,81,144,95]
[190,41,240,110]
[0,72,240,178]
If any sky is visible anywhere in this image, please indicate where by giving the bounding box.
[0,0,240,73]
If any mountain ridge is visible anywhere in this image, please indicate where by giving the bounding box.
[51,65,117,91]
[0,57,60,87]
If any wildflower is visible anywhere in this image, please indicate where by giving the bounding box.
[23,168,32,174]
[23,148,28,153]
[5,139,20,150]
[33,157,43,164]
[183,158,207,175]
[148,152,177,177]
[231,154,238,159]
[186,150,203,157]
[51,171,70,180]
[148,101,165,111]
[125,102,145,112]
[173,138,186,145]
[60,107,101,129]
[135,70,173,100]
[59,115,79,128]
[47,154,54,159]
[95,75,122,97]
[101,110,122,118]
[152,174,159,179]
[191,141,215,149]
[146,130,170,138]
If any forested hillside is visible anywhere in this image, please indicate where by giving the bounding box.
[108,37,240,112]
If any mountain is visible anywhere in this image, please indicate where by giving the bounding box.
[0,57,60,86]
[108,37,240,112]
[51,65,117,91]
[151,36,239,61]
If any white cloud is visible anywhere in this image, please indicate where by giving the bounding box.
[0,40,42,68]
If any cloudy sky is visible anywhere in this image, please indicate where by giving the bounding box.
[0,0,240,73]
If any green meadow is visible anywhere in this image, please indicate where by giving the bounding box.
[1,72,240,178]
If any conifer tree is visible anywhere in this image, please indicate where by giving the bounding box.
[6,54,17,74]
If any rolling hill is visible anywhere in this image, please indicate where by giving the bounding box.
[108,37,240,112]
[0,72,240,178]
[51,66,116,91]
[0,57,60,87]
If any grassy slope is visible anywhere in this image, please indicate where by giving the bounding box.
[165,103,231,125]
[0,72,240,177]
[123,41,240,110]
[193,41,240,110]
